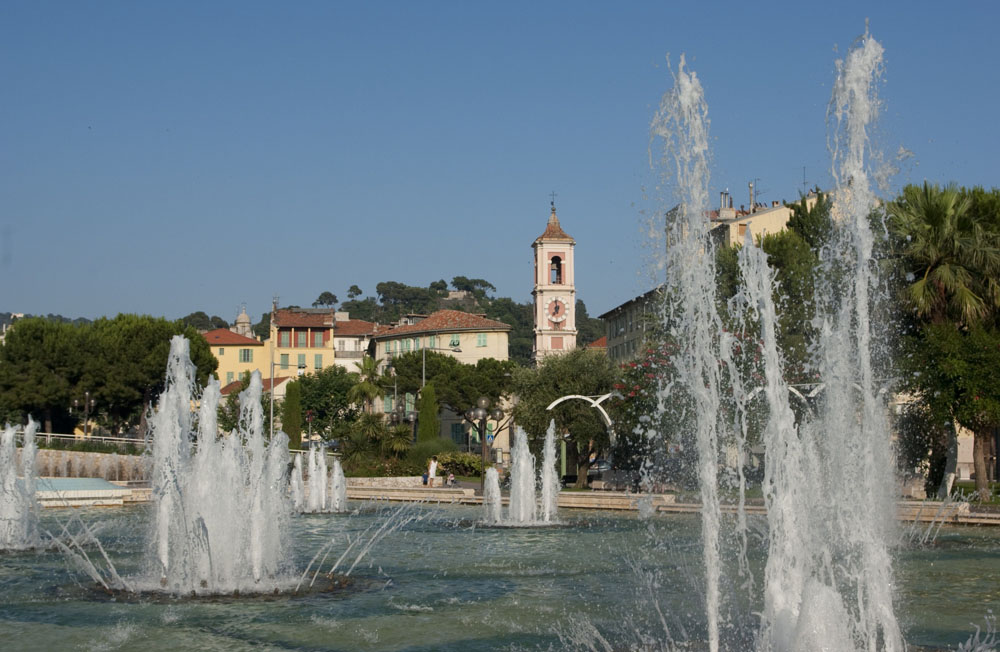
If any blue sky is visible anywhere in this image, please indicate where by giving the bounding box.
[2,1,997,323]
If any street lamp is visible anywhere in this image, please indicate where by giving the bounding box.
[73,391,96,438]
[464,396,504,492]
[388,403,418,442]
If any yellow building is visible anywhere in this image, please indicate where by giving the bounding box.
[202,328,266,387]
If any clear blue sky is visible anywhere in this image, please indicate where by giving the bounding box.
[3,1,997,323]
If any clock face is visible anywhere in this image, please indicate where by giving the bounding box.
[546,297,567,322]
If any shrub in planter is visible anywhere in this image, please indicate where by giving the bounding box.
[436,451,486,477]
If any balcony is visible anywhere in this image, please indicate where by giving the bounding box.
[336,350,364,359]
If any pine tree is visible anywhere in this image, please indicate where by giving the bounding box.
[416,383,441,442]
[283,380,302,448]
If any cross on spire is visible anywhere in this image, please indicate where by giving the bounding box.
[549,191,558,212]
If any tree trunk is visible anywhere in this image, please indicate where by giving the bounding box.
[973,428,991,496]
[936,421,959,499]
[44,409,53,435]
[575,458,590,489]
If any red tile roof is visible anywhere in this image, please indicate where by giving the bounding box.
[202,329,263,346]
[585,335,607,350]
[373,310,511,339]
[334,319,378,336]
[534,207,574,243]
[273,309,334,328]
[220,376,290,396]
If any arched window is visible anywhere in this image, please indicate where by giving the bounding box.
[550,256,563,284]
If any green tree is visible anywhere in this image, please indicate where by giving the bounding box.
[283,380,302,448]
[416,383,441,442]
[890,183,1000,496]
[347,285,363,300]
[298,365,359,436]
[389,352,516,415]
[889,182,999,325]
[511,349,619,488]
[787,189,833,253]
[253,311,271,339]
[0,318,83,432]
[348,356,387,413]
[575,300,605,347]
[312,291,338,308]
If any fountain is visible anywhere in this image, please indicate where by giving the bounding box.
[0,28,997,652]
[506,427,537,524]
[646,29,904,651]
[304,445,328,513]
[328,456,347,513]
[0,420,39,551]
[539,421,560,523]
[144,336,294,594]
[483,467,503,524]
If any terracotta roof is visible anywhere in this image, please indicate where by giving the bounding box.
[334,319,378,336]
[585,335,607,349]
[220,376,290,396]
[202,329,262,346]
[273,308,334,328]
[534,206,574,243]
[373,310,511,339]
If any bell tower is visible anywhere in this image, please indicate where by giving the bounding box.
[532,200,577,362]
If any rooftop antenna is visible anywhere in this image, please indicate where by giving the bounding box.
[801,166,811,193]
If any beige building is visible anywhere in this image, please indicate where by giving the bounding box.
[370,309,512,457]
[708,189,818,248]
[598,286,663,363]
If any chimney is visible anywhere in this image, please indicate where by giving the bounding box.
[748,181,755,214]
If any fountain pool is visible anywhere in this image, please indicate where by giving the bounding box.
[0,505,996,650]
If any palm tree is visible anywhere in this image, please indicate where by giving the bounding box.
[889,182,1000,325]
[889,182,1000,497]
[347,355,385,414]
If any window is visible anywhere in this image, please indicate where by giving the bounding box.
[218,348,224,355]
[279,331,290,347]
[413,337,420,351]
[384,396,392,412]
[429,335,437,348]
[226,372,234,385]
[315,354,323,370]
[297,332,307,347]
[477,333,487,347]
[338,339,345,351]
[297,354,306,369]
[280,354,289,370]
[402,339,410,352]
[450,423,465,446]
[405,393,414,412]
[385,342,391,355]
[239,348,253,363]
[449,334,460,347]
[313,332,323,347]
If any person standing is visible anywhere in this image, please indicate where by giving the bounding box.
[427,455,438,487]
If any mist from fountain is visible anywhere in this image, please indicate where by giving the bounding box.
[146,336,293,594]
[0,420,39,551]
[650,29,902,652]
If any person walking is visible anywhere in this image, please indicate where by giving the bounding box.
[427,455,438,487]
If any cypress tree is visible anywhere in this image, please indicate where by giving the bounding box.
[283,380,302,448]
[416,383,441,443]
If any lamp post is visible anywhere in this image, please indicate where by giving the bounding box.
[73,391,96,438]
[388,403,418,442]
[464,396,504,492]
